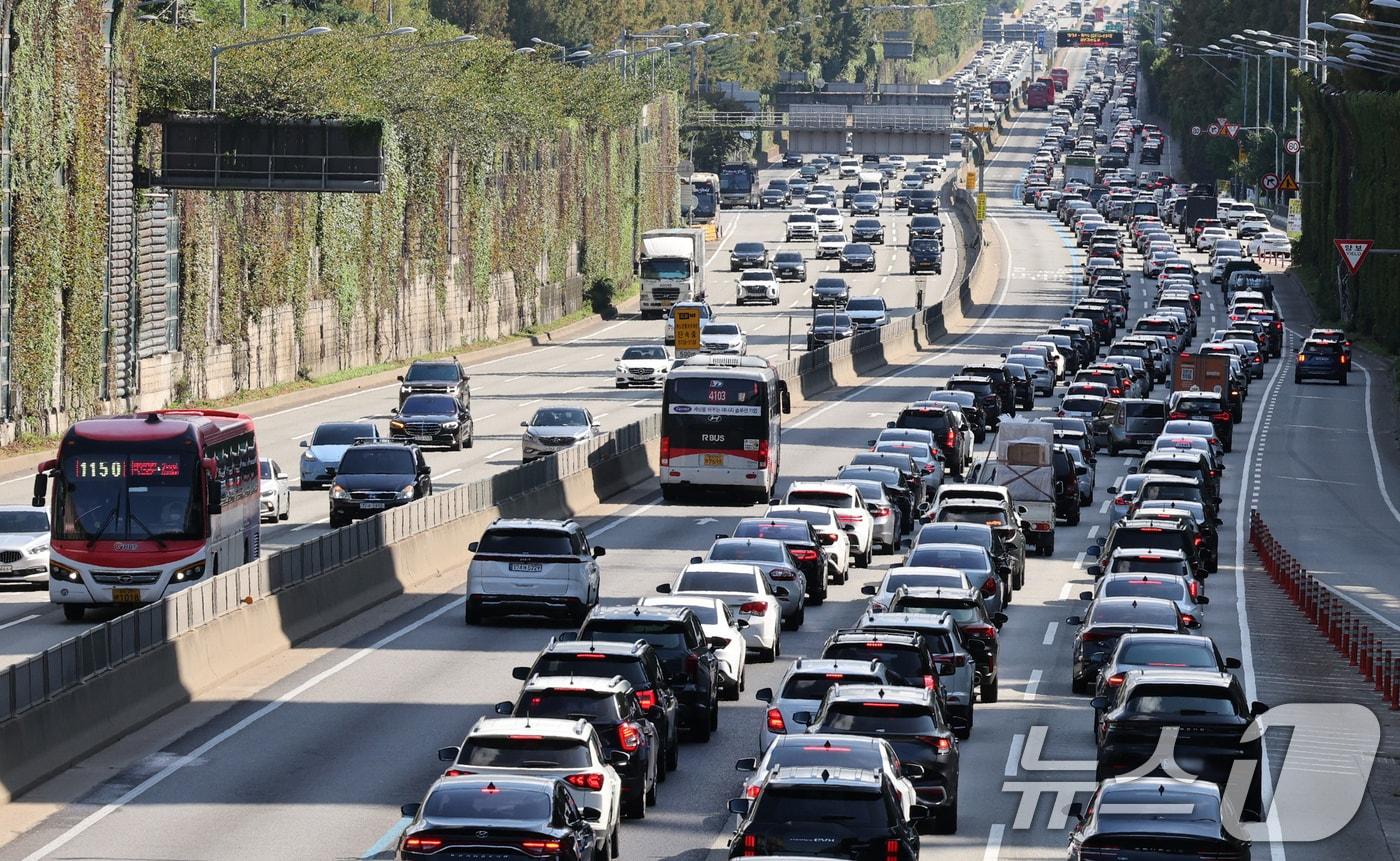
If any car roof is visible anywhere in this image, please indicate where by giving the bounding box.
[585,604,695,624]
[467,716,594,741]
[487,518,579,532]
[823,683,932,705]
[522,674,634,694]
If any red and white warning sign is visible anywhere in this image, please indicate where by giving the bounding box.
[1223,122,1241,139]
[1335,239,1374,274]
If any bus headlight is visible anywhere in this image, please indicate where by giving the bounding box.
[172,562,206,583]
[50,560,80,582]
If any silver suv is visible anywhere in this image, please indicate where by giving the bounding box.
[751,657,896,752]
[465,519,604,625]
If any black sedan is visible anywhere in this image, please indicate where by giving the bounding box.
[811,276,850,308]
[1064,596,1190,693]
[782,151,804,166]
[770,250,808,282]
[807,312,854,351]
[850,218,885,244]
[390,393,473,450]
[730,242,770,271]
[1067,778,1252,860]
[909,238,942,274]
[839,243,877,272]
[398,774,601,860]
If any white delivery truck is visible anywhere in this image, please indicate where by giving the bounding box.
[1062,154,1097,189]
[637,228,706,319]
[980,419,1058,557]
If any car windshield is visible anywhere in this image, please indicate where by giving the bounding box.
[460,737,592,769]
[814,315,852,328]
[677,569,760,593]
[312,423,374,446]
[847,298,885,312]
[518,689,622,722]
[1119,640,1217,669]
[774,252,802,264]
[710,541,787,564]
[401,395,458,415]
[814,279,847,291]
[531,408,588,427]
[622,347,667,361]
[0,510,47,533]
[1101,577,1185,601]
[734,243,764,254]
[750,786,894,828]
[403,364,460,383]
[820,702,938,734]
[422,785,551,822]
[704,324,740,336]
[579,620,689,651]
[335,448,415,476]
[781,673,880,701]
[1124,687,1239,717]
[476,528,574,556]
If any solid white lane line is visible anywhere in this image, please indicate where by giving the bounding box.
[20,596,468,861]
[546,363,568,372]
[581,353,604,362]
[1003,734,1025,778]
[1022,669,1042,701]
[983,823,1005,861]
[472,413,496,422]
[433,469,461,482]
[520,399,541,407]
[1042,621,1057,646]
[485,447,512,460]
[0,613,40,632]
[588,497,662,540]
[290,517,329,532]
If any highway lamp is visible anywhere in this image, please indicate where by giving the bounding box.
[393,33,478,53]
[1373,0,1400,7]
[1335,11,1400,30]
[210,26,331,112]
[370,26,417,38]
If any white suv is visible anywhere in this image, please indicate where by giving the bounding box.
[466,518,603,625]
[736,270,780,306]
[785,212,818,241]
[438,717,623,856]
[780,481,875,568]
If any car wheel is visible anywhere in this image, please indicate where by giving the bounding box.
[809,584,825,606]
[299,481,318,491]
[62,604,86,622]
[645,779,657,807]
[1066,504,1081,527]
[660,484,680,502]
[980,674,999,703]
[1071,674,1088,694]
[465,603,485,625]
[1341,374,1349,386]
[616,382,627,389]
[858,547,872,568]
[623,792,645,820]
[328,512,349,528]
[933,799,958,835]
[451,435,464,452]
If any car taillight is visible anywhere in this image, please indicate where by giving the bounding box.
[565,772,606,791]
[935,653,967,667]
[1194,536,1203,547]
[521,840,565,857]
[1213,412,1232,422]
[1114,494,1131,506]
[685,653,701,674]
[1180,613,1197,627]
[1254,355,1263,363]
[922,673,940,690]
[945,429,957,448]
[741,835,759,857]
[635,688,657,711]
[917,735,953,752]
[923,463,936,473]
[1274,322,1284,330]
[746,784,761,798]
[1341,354,1350,364]
[870,602,887,613]
[790,548,819,562]
[1110,387,1121,396]
[964,622,997,639]
[981,576,998,597]
[1106,672,1126,688]
[1297,353,1307,363]
[403,836,445,852]
[1188,580,1200,599]
[443,769,471,777]
[886,838,901,861]
[1169,411,1187,419]
[758,438,770,469]
[767,708,787,733]
[618,722,642,752]
[740,601,768,614]
[1081,630,1112,641]
[660,435,670,466]
[870,505,891,517]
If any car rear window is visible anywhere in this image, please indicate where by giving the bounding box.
[734,522,808,543]
[710,542,788,564]
[821,701,939,734]
[935,507,1006,527]
[1110,555,1189,576]
[821,643,925,682]
[1061,397,1102,413]
[531,655,648,690]
[1101,577,1185,601]
[518,689,624,722]
[460,737,592,769]
[312,423,375,445]
[1118,640,1217,669]
[578,620,691,651]
[477,528,574,556]
[882,571,968,592]
[765,741,882,771]
[423,785,551,821]
[1089,601,1179,626]
[751,786,895,828]
[787,490,856,509]
[782,672,882,700]
[906,545,988,570]
[1138,484,1202,503]
[676,569,760,593]
[1124,686,1239,717]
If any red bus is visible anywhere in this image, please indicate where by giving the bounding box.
[34,409,260,621]
[1049,67,1069,92]
[1034,77,1057,105]
[1027,82,1052,111]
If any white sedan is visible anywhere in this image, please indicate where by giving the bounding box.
[258,458,291,523]
[780,481,875,568]
[1249,231,1292,258]
[699,322,747,355]
[614,344,672,388]
[657,562,783,662]
[815,207,845,232]
[639,595,749,699]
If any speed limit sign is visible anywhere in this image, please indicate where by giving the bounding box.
[1284,137,1301,155]
[1191,125,1202,137]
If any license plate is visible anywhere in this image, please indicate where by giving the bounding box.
[112,588,141,603]
[0,565,11,574]
[510,562,543,573]
[703,453,724,466]
[414,434,434,442]
[360,502,386,510]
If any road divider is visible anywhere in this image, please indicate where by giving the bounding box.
[0,185,988,807]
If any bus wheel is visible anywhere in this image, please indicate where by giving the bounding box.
[661,485,679,502]
[62,604,86,622]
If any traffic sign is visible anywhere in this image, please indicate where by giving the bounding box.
[1191,125,1202,137]
[1260,173,1280,191]
[1224,122,1241,139]
[1216,116,1229,129]
[1207,123,1220,137]
[1335,239,1374,274]
[1278,173,1299,192]
[976,192,987,222]
[1284,137,1301,155]
[674,306,703,355]
[1287,198,1302,239]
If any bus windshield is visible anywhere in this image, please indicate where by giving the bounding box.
[664,377,769,453]
[55,448,203,542]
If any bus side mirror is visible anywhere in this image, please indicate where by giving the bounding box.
[780,388,792,415]
[31,469,49,508]
[207,479,223,515]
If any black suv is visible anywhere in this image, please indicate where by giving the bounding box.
[1168,391,1234,451]
[572,605,723,742]
[959,365,1017,418]
[327,441,431,527]
[398,358,470,407]
[795,685,960,834]
[390,393,473,450]
[732,518,829,602]
[909,238,942,274]
[908,190,940,213]
[728,766,924,858]
[497,675,660,820]
[884,588,1004,702]
[1090,516,1204,580]
[820,629,946,694]
[945,376,1003,429]
[512,638,682,774]
[1065,596,1190,693]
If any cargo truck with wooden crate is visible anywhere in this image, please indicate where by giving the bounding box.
[980,420,1058,557]
[1172,352,1231,396]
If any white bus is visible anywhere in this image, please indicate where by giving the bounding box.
[659,356,790,503]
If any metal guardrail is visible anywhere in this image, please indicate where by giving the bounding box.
[684,110,956,132]
[0,414,660,722]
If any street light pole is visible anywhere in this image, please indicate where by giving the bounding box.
[210,26,332,112]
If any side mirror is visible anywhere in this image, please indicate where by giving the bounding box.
[1215,516,1224,526]
[997,564,1013,576]
[790,710,813,726]
[1087,545,1102,557]
[1016,505,1027,514]
[1087,564,1103,578]
[520,421,529,427]
[1108,485,1119,495]
[1066,615,1084,626]
[1067,801,1085,822]
[593,547,606,558]
[754,687,774,703]
[556,632,579,642]
[735,619,749,630]
[908,804,931,821]
[861,584,878,596]
[938,663,956,677]
[1195,595,1210,605]
[886,421,896,428]
[1079,590,1094,601]
[774,586,791,598]
[511,666,531,680]
[1251,701,1270,716]
[276,472,289,480]
[437,746,459,762]
[468,541,480,553]
[396,375,405,382]
[1213,496,1223,506]
[842,523,856,532]
[708,636,731,650]
[728,798,752,816]
[1075,465,1089,475]
[608,750,632,768]
[1089,697,1108,710]
[991,612,1008,628]
[31,472,48,508]
[655,583,672,594]
[582,806,603,822]
[901,762,926,779]
[689,555,704,565]
[735,757,758,772]
[401,802,421,818]
[1225,657,1243,669]
[300,440,309,448]
[390,407,399,416]
[495,701,514,715]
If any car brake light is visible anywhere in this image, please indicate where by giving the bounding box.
[1297,354,1307,363]
[746,784,761,798]
[981,576,998,597]
[521,841,564,856]
[886,839,901,861]
[634,688,657,711]
[617,722,642,752]
[660,435,670,466]
[1080,630,1112,641]
[870,505,891,517]
[758,439,770,469]
[443,769,471,777]
[923,674,938,690]
[915,735,953,752]
[739,601,768,614]
[1341,355,1350,364]
[767,708,787,733]
[565,772,606,791]
[1106,672,1126,687]
[1180,613,1197,627]
[1114,494,1131,506]
[403,836,444,851]
[1169,411,1187,420]
[1213,412,1232,422]
[964,622,997,639]
[1194,536,1203,546]
[741,835,759,857]
[923,463,936,473]
[575,653,607,660]
[790,548,819,562]
[1188,580,1200,599]
[836,513,861,524]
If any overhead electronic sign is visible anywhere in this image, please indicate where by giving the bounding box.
[1057,30,1125,47]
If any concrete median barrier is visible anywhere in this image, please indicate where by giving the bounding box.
[0,176,993,805]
